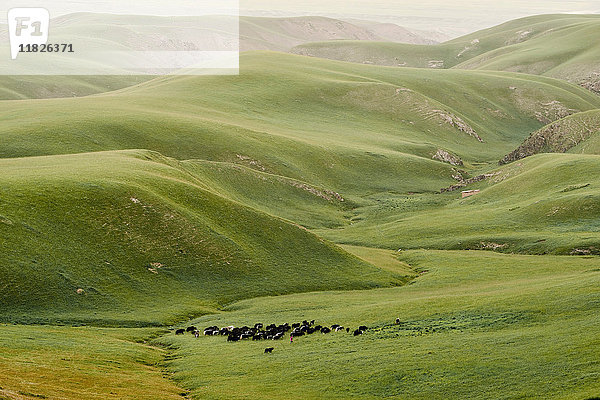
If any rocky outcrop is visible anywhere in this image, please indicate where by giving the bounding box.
[432,149,463,166]
[440,172,497,193]
[580,72,600,94]
[427,109,484,142]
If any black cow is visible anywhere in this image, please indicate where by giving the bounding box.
[395,318,401,325]
[359,325,368,331]
[353,329,363,336]
[175,329,185,335]
[186,326,197,332]
[264,347,274,353]
[346,327,350,333]
[321,327,331,334]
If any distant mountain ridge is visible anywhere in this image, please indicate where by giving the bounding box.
[240,16,444,51]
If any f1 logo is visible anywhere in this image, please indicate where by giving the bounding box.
[8,8,49,60]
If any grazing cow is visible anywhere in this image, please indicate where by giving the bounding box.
[359,325,368,331]
[353,329,363,336]
[255,323,263,330]
[331,324,340,330]
[346,328,350,333]
[321,327,331,334]
[264,347,274,354]
[292,323,300,329]
[186,326,197,332]
[335,326,345,332]
[175,329,185,335]
[310,320,315,325]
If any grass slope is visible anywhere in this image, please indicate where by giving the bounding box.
[160,250,600,399]
[500,109,600,163]
[321,153,600,254]
[0,150,402,325]
[0,76,150,100]
[292,14,600,89]
[0,326,183,400]
[454,15,600,89]
[1,52,599,200]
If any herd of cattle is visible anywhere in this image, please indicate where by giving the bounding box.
[175,319,370,346]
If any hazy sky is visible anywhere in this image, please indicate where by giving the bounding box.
[0,0,239,23]
[240,0,600,36]
[2,0,599,36]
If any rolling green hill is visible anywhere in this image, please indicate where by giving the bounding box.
[321,153,600,254]
[0,76,150,100]
[1,52,599,201]
[500,109,600,164]
[292,14,600,91]
[2,17,600,399]
[0,150,404,325]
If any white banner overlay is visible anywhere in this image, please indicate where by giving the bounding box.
[0,0,239,75]
[8,7,49,60]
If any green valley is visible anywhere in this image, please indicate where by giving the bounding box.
[1,11,600,400]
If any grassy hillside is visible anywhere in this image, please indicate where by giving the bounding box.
[292,40,456,68]
[321,153,600,254]
[454,15,600,90]
[2,52,599,200]
[500,109,600,164]
[0,150,403,325]
[292,14,600,90]
[0,326,183,400]
[160,250,600,399]
[0,76,150,100]
[2,19,600,398]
